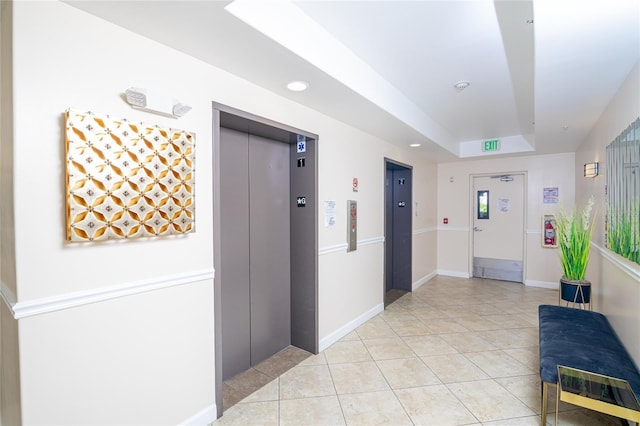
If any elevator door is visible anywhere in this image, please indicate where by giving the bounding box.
[220,127,291,381]
[385,162,413,294]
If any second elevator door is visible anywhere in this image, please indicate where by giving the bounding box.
[220,127,291,381]
[385,163,413,294]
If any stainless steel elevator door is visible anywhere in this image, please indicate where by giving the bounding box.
[220,128,250,381]
[220,128,291,381]
[249,134,291,366]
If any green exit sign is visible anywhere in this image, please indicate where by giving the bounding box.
[482,139,500,152]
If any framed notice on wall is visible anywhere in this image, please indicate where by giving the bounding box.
[543,187,559,204]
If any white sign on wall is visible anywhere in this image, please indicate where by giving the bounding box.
[498,198,510,213]
[324,200,336,227]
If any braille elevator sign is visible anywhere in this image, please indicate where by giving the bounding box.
[297,135,306,153]
[297,196,306,207]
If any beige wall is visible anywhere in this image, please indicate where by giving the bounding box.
[316,121,438,348]
[437,153,575,287]
[412,159,438,287]
[0,1,21,425]
[3,1,438,423]
[5,1,635,423]
[1,303,21,426]
[19,282,215,425]
[0,0,16,300]
[575,62,640,365]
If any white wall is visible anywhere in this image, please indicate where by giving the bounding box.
[437,153,575,287]
[574,61,640,365]
[4,1,438,424]
[19,281,214,425]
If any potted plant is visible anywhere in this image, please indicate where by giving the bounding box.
[556,196,596,308]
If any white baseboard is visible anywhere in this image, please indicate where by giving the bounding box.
[525,280,559,290]
[437,269,471,278]
[412,271,437,290]
[319,303,384,352]
[179,403,217,426]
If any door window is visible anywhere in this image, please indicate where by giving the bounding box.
[477,190,489,219]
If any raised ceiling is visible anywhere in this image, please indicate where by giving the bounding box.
[66,0,640,161]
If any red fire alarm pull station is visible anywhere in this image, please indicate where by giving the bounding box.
[443,218,449,224]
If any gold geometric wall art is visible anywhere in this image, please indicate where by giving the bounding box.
[65,108,195,241]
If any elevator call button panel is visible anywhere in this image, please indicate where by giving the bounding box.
[347,200,357,252]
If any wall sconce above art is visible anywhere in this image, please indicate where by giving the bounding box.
[584,162,599,178]
[125,87,192,118]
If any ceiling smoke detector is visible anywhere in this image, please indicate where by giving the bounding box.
[453,81,471,91]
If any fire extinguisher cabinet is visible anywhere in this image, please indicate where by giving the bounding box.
[542,214,558,248]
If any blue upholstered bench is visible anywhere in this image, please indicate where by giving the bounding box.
[538,304,640,425]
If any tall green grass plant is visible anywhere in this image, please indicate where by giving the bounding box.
[556,197,596,281]
[607,199,639,264]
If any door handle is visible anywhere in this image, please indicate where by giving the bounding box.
[473,227,483,232]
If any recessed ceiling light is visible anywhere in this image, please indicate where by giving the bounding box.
[409,143,421,148]
[287,81,309,92]
[561,125,569,131]
[453,81,471,91]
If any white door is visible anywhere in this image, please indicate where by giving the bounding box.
[472,174,525,282]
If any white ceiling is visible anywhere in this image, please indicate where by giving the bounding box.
[65,0,640,162]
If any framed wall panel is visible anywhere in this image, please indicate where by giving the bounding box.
[65,108,195,242]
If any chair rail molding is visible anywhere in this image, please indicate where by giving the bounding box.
[0,279,17,312]
[10,269,215,319]
[595,243,640,281]
[319,236,384,256]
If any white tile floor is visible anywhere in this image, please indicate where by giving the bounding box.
[213,276,626,425]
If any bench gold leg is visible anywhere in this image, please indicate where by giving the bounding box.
[540,382,547,426]
[555,386,560,426]
[541,381,548,426]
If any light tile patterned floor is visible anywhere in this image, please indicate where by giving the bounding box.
[214,276,626,425]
